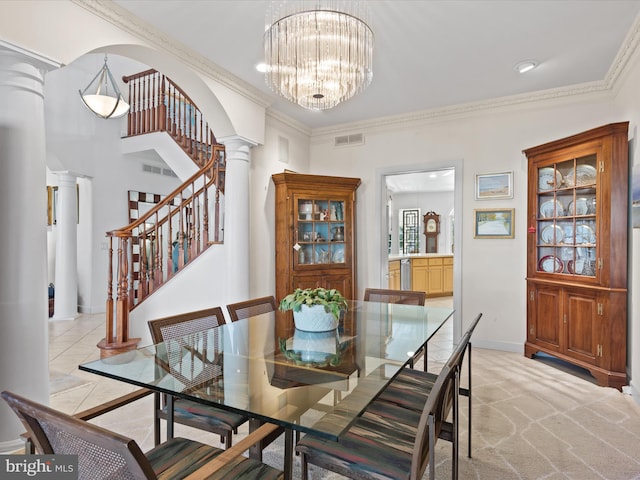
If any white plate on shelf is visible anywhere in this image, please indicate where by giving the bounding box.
[539,199,564,218]
[568,198,590,216]
[538,167,562,191]
[538,255,563,273]
[565,164,597,187]
[540,225,563,244]
[575,224,596,244]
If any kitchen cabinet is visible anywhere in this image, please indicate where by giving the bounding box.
[409,255,453,297]
[388,260,400,289]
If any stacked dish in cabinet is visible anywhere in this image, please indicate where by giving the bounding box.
[296,199,346,265]
[536,158,597,276]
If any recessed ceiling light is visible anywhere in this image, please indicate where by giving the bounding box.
[256,62,269,73]
[514,60,538,74]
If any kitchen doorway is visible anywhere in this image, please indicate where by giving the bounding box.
[379,162,462,339]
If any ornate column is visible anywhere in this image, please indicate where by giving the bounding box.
[220,136,256,303]
[52,172,79,320]
[0,41,60,452]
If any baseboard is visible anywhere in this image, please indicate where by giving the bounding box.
[471,338,523,354]
[627,379,639,406]
[0,438,25,454]
[78,304,105,314]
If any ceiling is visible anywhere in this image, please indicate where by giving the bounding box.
[113,0,640,131]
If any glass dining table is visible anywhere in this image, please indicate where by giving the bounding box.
[80,300,454,479]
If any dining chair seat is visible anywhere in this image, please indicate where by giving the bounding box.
[158,398,247,433]
[146,436,283,480]
[295,411,417,479]
[376,370,437,410]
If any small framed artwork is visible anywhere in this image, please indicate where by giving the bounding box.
[474,208,515,239]
[475,171,513,200]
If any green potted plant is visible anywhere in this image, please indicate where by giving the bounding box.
[279,287,348,332]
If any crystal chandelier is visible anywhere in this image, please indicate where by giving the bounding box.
[79,55,130,119]
[264,1,374,110]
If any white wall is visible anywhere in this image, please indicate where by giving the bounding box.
[248,114,311,301]
[129,245,230,346]
[390,191,455,255]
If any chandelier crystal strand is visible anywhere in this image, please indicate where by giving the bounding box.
[265,0,373,110]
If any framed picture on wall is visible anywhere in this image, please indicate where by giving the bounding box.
[47,185,79,225]
[474,208,515,239]
[475,171,513,200]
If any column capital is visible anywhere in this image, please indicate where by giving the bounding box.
[219,136,258,163]
[0,40,61,100]
[54,171,78,187]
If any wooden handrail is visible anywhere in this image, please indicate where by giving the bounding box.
[98,69,226,359]
[122,69,220,176]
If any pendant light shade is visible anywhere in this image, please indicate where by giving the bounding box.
[79,55,130,119]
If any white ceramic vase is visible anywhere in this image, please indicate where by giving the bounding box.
[293,304,339,332]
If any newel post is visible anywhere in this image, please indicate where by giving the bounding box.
[98,233,140,358]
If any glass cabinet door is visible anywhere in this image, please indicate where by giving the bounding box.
[535,153,597,277]
[295,197,347,266]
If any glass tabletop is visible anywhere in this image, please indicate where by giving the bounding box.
[79,300,453,441]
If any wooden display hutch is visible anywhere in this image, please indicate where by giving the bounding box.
[272,172,361,336]
[524,122,628,390]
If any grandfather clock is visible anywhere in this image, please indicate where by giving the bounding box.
[423,211,440,253]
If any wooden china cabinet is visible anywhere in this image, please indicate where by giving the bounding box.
[523,122,628,390]
[272,172,361,335]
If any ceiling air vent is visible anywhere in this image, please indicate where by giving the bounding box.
[334,133,364,147]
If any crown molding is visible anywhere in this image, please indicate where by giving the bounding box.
[603,9,640,89]
[0,39,62,69]
[310,80,614,140]
[71,0,271,109]
[265,108,312,137]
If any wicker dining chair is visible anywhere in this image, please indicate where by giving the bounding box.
[226,296,277,322]
[147,307,249,447]
[1,390,283,480]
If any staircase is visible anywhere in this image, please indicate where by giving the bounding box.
[97,69,225,358]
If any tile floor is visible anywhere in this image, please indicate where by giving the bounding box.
[47,296,455,454]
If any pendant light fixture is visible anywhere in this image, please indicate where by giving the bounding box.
[79,55,130,119]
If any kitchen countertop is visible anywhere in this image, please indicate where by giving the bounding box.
[388,253,453,261]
